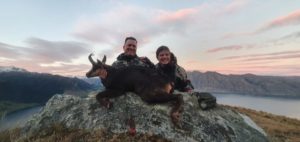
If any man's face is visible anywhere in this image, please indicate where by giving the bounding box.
[123,39,137,56]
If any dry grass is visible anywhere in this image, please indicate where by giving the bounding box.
[0,127,21,142]
[225,105,300,142]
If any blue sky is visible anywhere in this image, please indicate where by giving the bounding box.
[1,0,300,76]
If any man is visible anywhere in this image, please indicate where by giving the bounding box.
[99,37,155,79]
[112,36,155,68]
[96,37,160,135]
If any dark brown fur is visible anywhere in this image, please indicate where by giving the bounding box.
[86,54,184,127]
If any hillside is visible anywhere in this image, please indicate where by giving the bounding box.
[1,105,298,142]
[226,105,300,142]
[188,71,300,97]
[3,93,267,142]
[0,70,96,104]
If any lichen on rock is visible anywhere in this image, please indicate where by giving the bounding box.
[21,92,268,142]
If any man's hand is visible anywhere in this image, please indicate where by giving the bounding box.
[139,56,155,68]
[184,87,193,93]
[139,56,147,62]
[98,69,107,79]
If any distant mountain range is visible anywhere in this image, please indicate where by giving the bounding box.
[0,66,98,104]
[1,66,299,103]
[0,66,28,72]
[79,77,103,89]
[188,71,300,97]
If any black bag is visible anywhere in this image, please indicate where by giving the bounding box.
[192,92,217,110]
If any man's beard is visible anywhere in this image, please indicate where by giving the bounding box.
[125,49,136,56]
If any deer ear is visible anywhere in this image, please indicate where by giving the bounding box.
[102,55,107,64]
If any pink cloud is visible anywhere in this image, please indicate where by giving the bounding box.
[221,32,253,39]
[217,30,300,53]
[223,9,300,39]
[25,38,90,63]
[257,9,300,33]
[197,63,300,76]
[171,52,300,76]
[0,59,91,76]
[206,45,243,53]
[0,42,23,57]
[72,5,163,46]
[242,54,300,62]
[72,2,249,47]
[0,39,93,76]
[185,60,200,64]
[201,50,300,76]
[233,64,300,76]
[238,64,300,70]
[221,50,300,60]
[156,8,198,24]
[222,0,249,14]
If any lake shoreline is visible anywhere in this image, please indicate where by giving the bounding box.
[0,101,40,118]
[207,91,300,100]
[213,93,300,119]
[0,106,43,132]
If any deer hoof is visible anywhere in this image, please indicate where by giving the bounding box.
[171,111,182,128]
[105,101,113,109]
[128,127,136,136]
[100,99,113,109]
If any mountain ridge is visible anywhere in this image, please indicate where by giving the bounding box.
[0,66,28,73]
[188,71,300,97]
[1,66,299,98]
[0,68,97,104]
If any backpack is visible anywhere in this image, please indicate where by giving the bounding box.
[192,92,217,110]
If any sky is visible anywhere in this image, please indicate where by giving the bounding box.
[0,0,300,76]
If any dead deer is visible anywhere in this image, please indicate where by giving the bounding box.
[86,54,184,127]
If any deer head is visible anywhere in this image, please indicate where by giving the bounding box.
[86,53,107,78]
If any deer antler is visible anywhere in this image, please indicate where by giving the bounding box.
[88,53,96,65]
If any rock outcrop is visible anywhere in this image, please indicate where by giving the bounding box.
[22,92,268,142]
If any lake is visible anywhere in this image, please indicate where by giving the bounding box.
[1,94,300,131]
[214,93,300,119]
[0,106,43,131]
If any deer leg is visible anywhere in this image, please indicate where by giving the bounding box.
[141,92,184,128]
[96,89,124,109]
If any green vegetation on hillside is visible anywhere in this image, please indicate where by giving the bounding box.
[0,71,94,104]
[0,101,38,118]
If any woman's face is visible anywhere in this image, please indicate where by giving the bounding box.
[158,50,171,65]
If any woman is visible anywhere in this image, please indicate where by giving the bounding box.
[156,46,217,110]
[155,46,194,92]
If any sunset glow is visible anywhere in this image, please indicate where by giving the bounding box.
[0,0,299,76]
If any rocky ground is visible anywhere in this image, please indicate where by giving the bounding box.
[2,92,267,142]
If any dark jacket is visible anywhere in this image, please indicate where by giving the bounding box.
[112,53,155,69]
[156,53,194,92]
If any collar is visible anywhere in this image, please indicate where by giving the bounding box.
[116,53,138,62]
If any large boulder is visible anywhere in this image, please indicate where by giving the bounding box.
[21,92,268,142]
